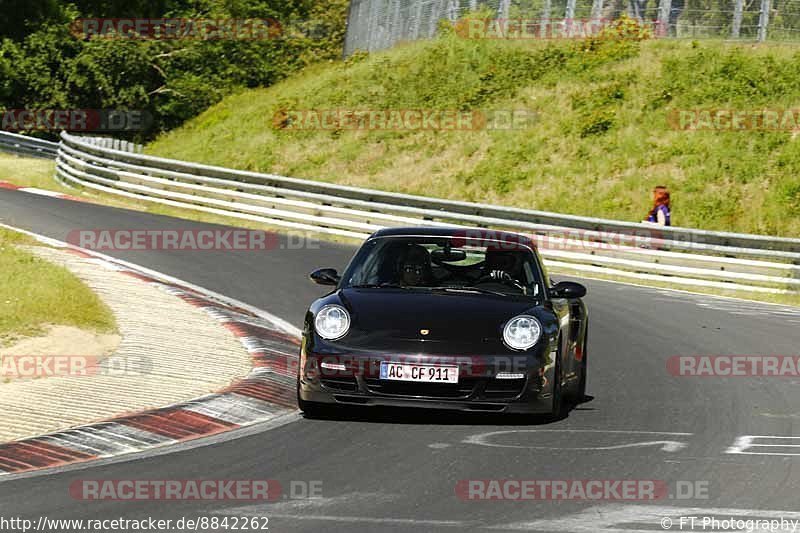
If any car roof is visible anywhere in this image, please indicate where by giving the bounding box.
[369,227,538,250]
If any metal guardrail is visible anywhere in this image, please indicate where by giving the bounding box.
[66,135,144,154]
[48,131,799,295]
[0,132,58,159]
[55,132,800,255]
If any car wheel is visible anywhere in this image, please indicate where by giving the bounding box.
[576,328,588,401]
[298,397,330,419]
[549,345,564,420]
[297,380,332,419]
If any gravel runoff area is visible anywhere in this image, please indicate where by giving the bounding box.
[0,245,252,442]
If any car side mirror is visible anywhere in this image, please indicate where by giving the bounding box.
[549,281,586,299]
[310,268,340,286]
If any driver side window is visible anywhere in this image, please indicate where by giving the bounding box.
[522,261,540,296]
[532,252,551,291]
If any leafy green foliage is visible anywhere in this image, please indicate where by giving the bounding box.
[660,47,800,105]
[0,0,349,140]
[570,83,626,137]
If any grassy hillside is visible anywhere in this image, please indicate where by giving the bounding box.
[148,27,800,237]
[0,228,116,345]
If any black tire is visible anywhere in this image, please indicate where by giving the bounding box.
[576,328,588,401]
[298,397,331,419]
[549,344,564,420]
[297,380,330,419]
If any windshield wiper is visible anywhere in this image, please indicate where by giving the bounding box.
[350,283,405,289]
[428,286,507,297]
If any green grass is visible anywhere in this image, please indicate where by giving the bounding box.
[147,32,800,238]
[0,228,116,345]
[0,155,73,193]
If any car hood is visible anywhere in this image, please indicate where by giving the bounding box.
[332,288,539,354]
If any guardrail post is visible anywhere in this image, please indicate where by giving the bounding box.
[430,0,446,36]
[396,0,406,46]
[565,0,577,20]
[366,0,378,51]
[757,0,771,41]
[542,0,552,29]
[498,0,511,19]
[386,0,397,48]
[731,0,744,37]
[412,0,424,39]
[447,0,458,22]
[356,0,368,53]
[658,0,673,37]
[591,0,604,22]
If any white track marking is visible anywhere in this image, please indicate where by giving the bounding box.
[183,393,283,425]
[0,412,301,483]
[263,515,469,526]
[216,493,472,527]
[19,187,64,198]
[464,429,692,452]
[493,504,800,532]
[727,436,800,456]
[215,503,800,531]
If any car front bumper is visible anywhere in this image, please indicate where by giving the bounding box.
[297,350,555,414]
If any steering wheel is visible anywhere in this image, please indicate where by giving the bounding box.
[475,270,526,292]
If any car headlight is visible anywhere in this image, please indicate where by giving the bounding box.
[503,315,542,351]
[315,305,351,340]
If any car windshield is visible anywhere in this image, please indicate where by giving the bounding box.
[341,235,543,297]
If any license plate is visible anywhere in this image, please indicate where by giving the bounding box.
[379,362,459,383]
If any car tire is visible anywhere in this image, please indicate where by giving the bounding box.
[576,328,588,401]
[297,381,332,419]
[549,344,564,420]
[298,397,330,419]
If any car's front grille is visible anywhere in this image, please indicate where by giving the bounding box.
[320,377,359,392]
[364,378,477,399]
[482,378,526,400]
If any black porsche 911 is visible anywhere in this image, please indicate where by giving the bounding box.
[297,227,588,417]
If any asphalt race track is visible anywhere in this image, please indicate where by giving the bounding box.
[2,187,800,532]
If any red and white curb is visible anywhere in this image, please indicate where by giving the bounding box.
[0,224,301,475]
[0,180,88,203]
